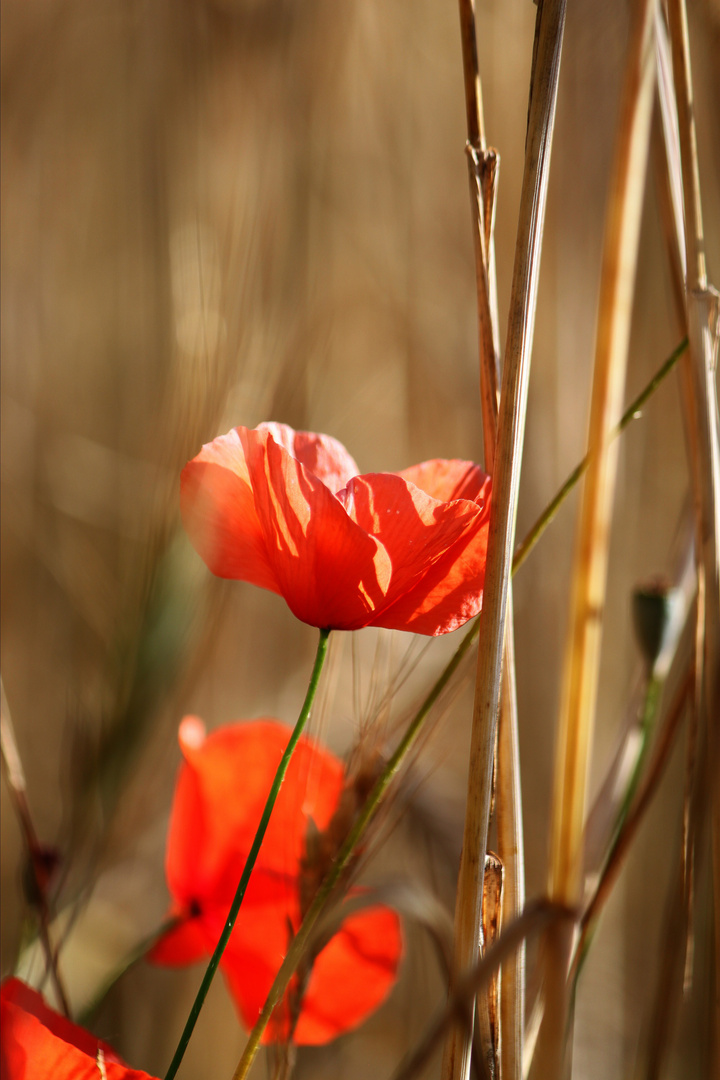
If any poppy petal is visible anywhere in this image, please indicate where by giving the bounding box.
[217,895,299,1036]
[147,917,209,967]
[398,459,490,505]
[0,979,154,1080]
[258,423,359,493]
[339,472,488,631]
[164,720,344,905]
[375,504,490,635]
[241,428,391,629]
[221,903,402,1046]
[180,428,280,591]
[292,906,403,1045]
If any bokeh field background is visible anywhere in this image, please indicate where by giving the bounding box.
[2,2,719,1077]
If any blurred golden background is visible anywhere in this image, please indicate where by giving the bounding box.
[2,1,719,1077]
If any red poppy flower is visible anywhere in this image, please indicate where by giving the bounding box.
[150,717,403,1045]
[181,422,491,635]
[0,978,156,1080]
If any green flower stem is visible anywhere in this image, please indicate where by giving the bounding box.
[164,627,331,1080]
[512,336,688,575]
[231,336,686,1080]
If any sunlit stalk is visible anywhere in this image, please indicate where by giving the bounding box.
[164,627,331,1080]
[535,0,657,1073]
[457,2,522,1074]
[661,0,720,1065]
[443,0,567,1073]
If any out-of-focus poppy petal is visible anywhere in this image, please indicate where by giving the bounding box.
[375,504,490,635]
[153,718,405,1048]
[0,979,155,1080]
[398,459,490,505]
[206,896,299,1036]
[147,916,209,967]
[165,720,345,904]
[339,472,488,633]
[221,902,402,1046]
[241,429,391,629]
[180,429,280,592]
[258,423,359,493]
[289,905,402,1045]
[163,718,209,904]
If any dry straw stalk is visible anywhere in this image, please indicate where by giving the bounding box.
[665,0,720,1060]
[457,2,526,1076]
[532,0,658,1074]
[442,1,567,1078]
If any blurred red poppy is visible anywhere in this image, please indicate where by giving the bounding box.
[0,978,156,1080]
[181,422,491,635]
[150,717,402,1045]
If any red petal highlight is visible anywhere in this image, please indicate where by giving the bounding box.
[258,423,359,493]
[241,428,391,629]
[0,979,155,1080]
[182,424,492,635]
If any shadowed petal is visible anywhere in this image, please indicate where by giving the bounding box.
[147,916,209,967]
[218,896,298,1036]
[221,903,402,1046]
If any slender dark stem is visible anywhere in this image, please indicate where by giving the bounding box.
[164,627,331,1080]
[513,336,688,574]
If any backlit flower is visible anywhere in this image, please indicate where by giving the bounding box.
[150,717,402,1045]
[181,422,491,635]
[0,978,156,1080]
